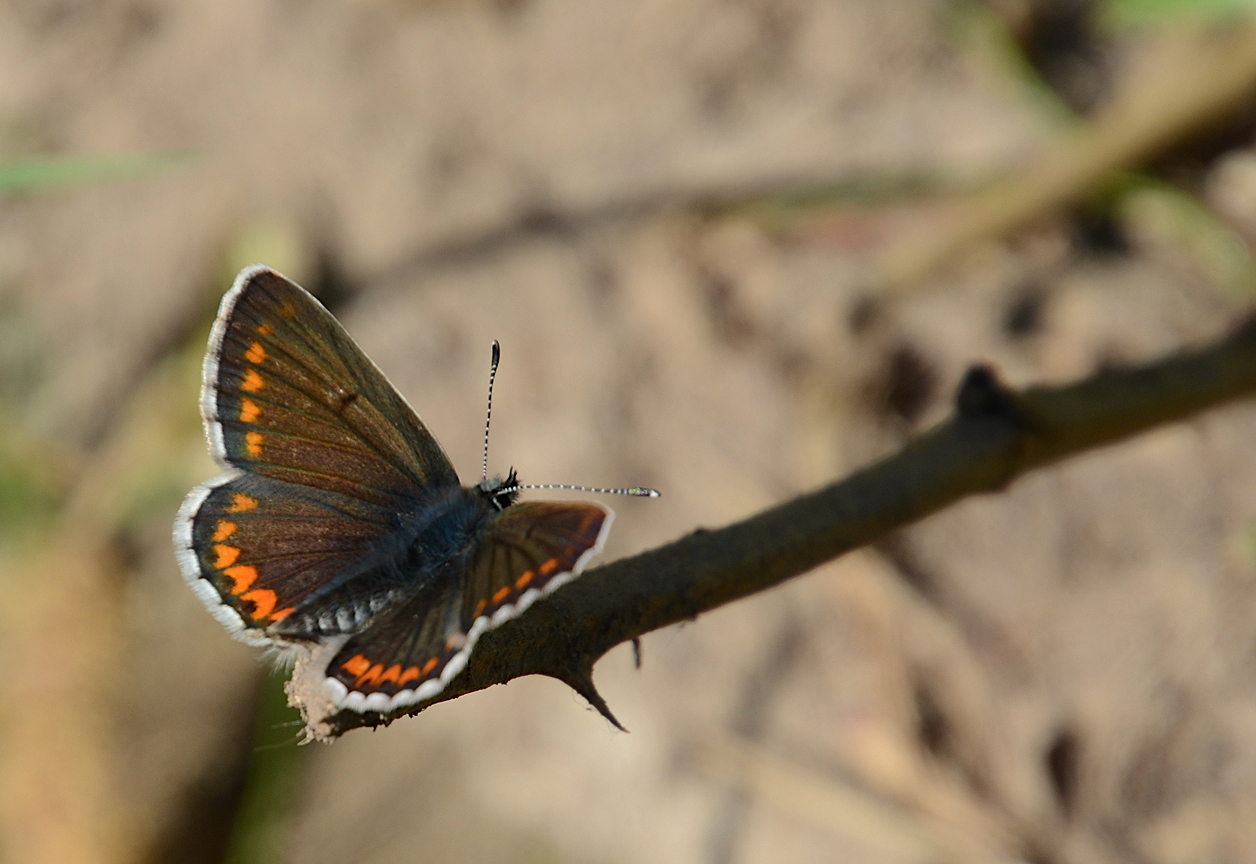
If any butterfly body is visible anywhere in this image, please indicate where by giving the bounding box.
[175,266,613,729]
[270,477,516,640]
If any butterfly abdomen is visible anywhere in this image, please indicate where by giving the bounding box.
[276,587,396,637]
[272,486,496,641]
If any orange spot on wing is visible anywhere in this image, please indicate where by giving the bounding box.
[421,657,438,675]
[245,431,263,457]
[341,654,371,678]
[473,599,487,618]
[241,369,265,392]
[515,571,534,590]
[240,588,277,620]
[492,586,511,604]
[239,398,260,423]
[378,665,402,685]
[539,558,559,576]
[212,520,238,542]
[278,301,298,320]
[256,322,272,336]
[213,545,241,568]
[398,666,420,686]
[223,565,258,594]
[227,493,258,512]
[245,342,266,364]
[269,607,294,622]
[357,664,384,687]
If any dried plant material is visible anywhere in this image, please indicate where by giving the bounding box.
[877,23,1256,290]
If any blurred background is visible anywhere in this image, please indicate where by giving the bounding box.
[4,0,1256,862]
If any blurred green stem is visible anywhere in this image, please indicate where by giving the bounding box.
[0,151,191,193]
[222,670,308,864]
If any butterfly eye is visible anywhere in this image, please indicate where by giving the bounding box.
[495,468,520,509]
[478,468,520,510]
[490,487,519,511]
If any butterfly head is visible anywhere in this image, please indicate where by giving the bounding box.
[478,467,520,511]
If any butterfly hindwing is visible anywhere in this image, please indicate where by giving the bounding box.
[206,265,459,508]
[461,501,611,628]
[176,472,397,644]
[323,575,463,712]
[321,501,612,713]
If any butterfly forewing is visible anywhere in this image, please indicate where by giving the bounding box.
[208,266,459,506]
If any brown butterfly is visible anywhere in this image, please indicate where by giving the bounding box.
[174,265,654,719]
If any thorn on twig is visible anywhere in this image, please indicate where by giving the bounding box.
[956,365,1023,421]
[555,664,628,732]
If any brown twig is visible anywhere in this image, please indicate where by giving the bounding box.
[317,318,1256,738]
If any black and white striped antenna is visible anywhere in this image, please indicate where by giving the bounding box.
[502,481,660,498]
[482,340,500,483]
[480,341,659,499]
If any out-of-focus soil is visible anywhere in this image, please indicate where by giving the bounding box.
[2,2,1256,863]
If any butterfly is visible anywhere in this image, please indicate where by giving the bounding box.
[174,265,654,727]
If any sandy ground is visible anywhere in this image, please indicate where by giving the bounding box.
[2,1,1256,863]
